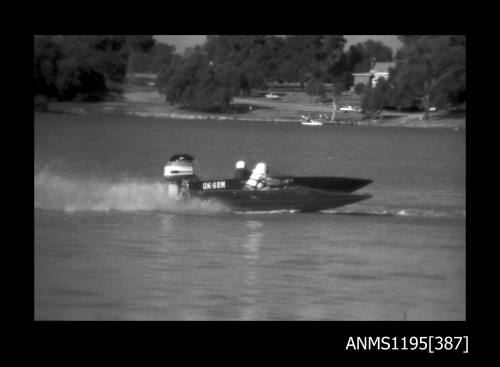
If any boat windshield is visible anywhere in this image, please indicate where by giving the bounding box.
[169,160,193,167]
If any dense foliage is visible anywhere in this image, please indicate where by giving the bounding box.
[353,83,365,95]
[305,79,326,100]
[34,35,155,101]
[160,35,401,110]
[130,43,177,74]
[362,78,391,115]
[360,36,466,118]
[162,35,349,110]
[348,39,393,72]
[35,35,466,117]
[279,35,346,86]
[163,46,233,111]
[390,35,465,117]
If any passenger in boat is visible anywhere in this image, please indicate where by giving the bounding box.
[245,162,268,189]
[245,162,283,190]
[234,160,250,180]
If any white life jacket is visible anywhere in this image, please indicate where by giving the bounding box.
[245,163,268,189]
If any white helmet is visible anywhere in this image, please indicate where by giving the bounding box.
[236,160,246,169]
[254,162,267,174]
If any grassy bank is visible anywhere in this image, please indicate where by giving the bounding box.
[39,85,466,129]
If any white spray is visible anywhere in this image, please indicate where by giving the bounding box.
[34,169,228,214]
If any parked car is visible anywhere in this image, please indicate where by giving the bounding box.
[265,93,280,100]
[339,105,355,112]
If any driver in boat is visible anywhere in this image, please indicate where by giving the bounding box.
[234,160,250,180]
[245,162,282,190]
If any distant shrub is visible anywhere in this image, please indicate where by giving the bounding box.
[164,49,233,112]
[305,79,326,98]
[354,83,365,95]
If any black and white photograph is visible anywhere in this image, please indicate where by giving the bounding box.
[34,35,466,323]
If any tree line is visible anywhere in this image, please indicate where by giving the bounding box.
[159,35,465,118]
[157,35,395,111]
[360,35,466,119]
[34,35,466,119]
[34,35,156,101]
[34,35,390,104]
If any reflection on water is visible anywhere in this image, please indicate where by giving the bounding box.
[240,220,263,320]
[243,220,263,262]
[159,213,176,250]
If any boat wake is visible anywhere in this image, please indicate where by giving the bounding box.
[34,169,228,214]
[233,205,465,219]
[322,206,466,219]
[34,170,465,219]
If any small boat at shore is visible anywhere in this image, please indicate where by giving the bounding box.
[300,115,323,126]
[163,154,372,212]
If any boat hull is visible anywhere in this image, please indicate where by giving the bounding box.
[283,176,373,193]
[191,186,371,212]
[190,176,372,193]
[301,121,323,126]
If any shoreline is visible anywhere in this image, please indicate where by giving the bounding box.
[38,90,466,130]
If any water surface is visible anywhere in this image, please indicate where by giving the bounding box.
[34,111,465,320]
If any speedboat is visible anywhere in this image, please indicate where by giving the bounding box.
[300,115,323,126]
[163,154,372,212]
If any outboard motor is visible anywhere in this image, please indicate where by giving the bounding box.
[164,154,196,199]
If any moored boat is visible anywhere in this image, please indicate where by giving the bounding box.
[300,115,323,126]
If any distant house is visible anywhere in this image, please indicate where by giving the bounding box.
[370,61,395,87]
[352,61,395,90]
[352,72,372,89]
